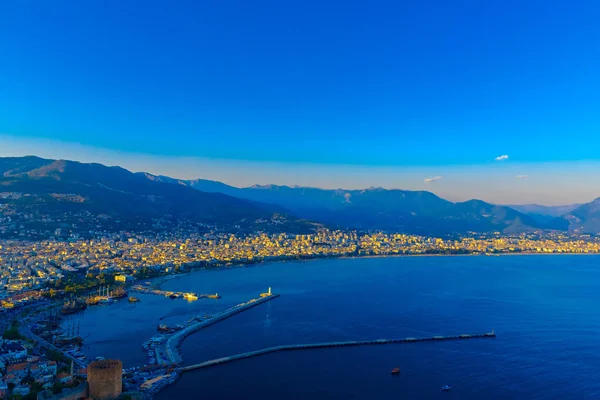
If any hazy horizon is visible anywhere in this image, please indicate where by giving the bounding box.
[1,134,598,206]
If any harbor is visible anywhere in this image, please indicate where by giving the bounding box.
[136,286,495,397]
[6,253,599,399]
[149,288,279,365]
[29,260,517,398]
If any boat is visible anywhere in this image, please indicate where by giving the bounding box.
[442,385,451,391]
[61,300,87,315]
[183,293,198,301]
[86,297,100,306]
[391,367,400,375]
[55,336,83,346]
[128,296,140,303]
[112,286,128,299]
[94,286,115,304]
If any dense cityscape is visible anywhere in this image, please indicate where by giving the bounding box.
[2,229,600,302]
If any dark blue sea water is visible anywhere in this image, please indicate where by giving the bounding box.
[66,255,600,399]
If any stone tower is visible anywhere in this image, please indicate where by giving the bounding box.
[87,360,123,400]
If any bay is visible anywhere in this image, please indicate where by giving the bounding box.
[65,255,600,399]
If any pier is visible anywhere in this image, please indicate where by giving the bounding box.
[159,292,280,365]
[179,331,496,372]
[130,285,221,299]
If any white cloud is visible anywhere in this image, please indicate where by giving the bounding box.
[495,154,509,161]
[516,175,528,179]
[424,176,442,183]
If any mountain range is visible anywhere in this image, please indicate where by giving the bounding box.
[1,156,599,237]
[136,174,595,235]
[0,156,316,237]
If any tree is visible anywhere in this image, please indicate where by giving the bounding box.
[23,392,39,400]
[47,349,69,364]
[52,382,64,394]
[3,320,22,340]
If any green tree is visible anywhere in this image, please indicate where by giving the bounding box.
[3,320,22,340]
[23,392,38,400]
[52,382,64,394]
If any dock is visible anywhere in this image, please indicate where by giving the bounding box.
[130,285,221,299]
[158,292,280,365]
[179,331,496,372]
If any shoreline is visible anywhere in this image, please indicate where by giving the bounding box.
[342,251,600,259]
[154,251,600,289]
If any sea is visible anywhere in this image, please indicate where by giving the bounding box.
[63,255,600,399]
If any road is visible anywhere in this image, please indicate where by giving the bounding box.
[20,313,87,369]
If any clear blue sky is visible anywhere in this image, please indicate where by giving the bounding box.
[1,0,600,204]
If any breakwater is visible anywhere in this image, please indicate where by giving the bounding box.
[180,331,496,372]
[162,293,280,364]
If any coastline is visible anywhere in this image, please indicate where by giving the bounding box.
[153,251,600,289]
[342,251,600,259]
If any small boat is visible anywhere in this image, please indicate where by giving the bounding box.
[112,287,128,298]
[61,300,87,314]
[442,385,451,391]
[86,297,100,306]
[183,292,198,301]
[391,367,400,375]
[128,296,140,303]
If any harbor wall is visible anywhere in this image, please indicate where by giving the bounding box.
[180,331,496,372]
[166,294,280,364]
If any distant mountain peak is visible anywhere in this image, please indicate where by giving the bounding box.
[249,184,278,190]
